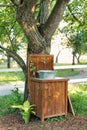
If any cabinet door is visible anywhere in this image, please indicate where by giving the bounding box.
[42,82,54,116]
[54,81,67,115]
[42,81,67,117]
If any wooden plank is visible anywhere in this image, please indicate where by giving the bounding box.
[68,96,75,116]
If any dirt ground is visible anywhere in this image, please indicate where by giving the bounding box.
[0,114,87,130]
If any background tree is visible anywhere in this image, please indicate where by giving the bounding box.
[0,0,27,69]
[59,0,87,64]
[60,27,87,64]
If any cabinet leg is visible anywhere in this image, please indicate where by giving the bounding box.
[41,117,44,122]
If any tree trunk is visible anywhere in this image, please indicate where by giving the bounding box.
[75,54,81,64]
[24,44,29,101]
[7,55,11,68]
[15,0,69,54]
[38,0,51,24]
[72,52,75,71]
[55,51,60,63]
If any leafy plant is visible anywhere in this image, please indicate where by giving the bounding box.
[11,100,35,124]
[47,116,65,122]
[30,61,36,77]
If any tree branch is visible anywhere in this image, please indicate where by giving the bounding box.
[0,45,27,76]
[42,0,70,40]
[0,4,14,7]
[68,5,82,24]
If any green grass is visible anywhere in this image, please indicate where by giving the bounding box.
[69,83,87,116]
[0,71,25,84]
[56,69,80,77]
[54,63,80,77]
[0,88,23,118]
[80,59,87,64]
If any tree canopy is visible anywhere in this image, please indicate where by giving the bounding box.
[59,0,87,63]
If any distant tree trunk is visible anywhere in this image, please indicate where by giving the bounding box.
[72,51,76,65]
[55,51,60,63]
[75,54,81,64]
[72,52,75,71]
[7,55,11,68]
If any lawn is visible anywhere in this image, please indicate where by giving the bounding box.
[69,83,87,116]
[56,69,80,77]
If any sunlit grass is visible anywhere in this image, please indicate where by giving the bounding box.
[68,83,87,116]
[0,72,25,84]
[54,63,80,77]
[80,59,87,64]
[69,84,87,94]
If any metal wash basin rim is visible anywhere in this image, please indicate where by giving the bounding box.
[37,70,55,73]
[37,70,56,79]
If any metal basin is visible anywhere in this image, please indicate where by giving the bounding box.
[37,70,55,79]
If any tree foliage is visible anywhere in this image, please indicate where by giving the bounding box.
[60,0,87,63]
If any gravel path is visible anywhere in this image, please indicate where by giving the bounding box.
[0,81,24,96]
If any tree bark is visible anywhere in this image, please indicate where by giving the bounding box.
[42,0,70,40]
[16,0,48,54]
[38,0,51,24]
[7,55,11,68]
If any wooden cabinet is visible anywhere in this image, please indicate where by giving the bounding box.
[30,78,68,122]
[28,54,69,121]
